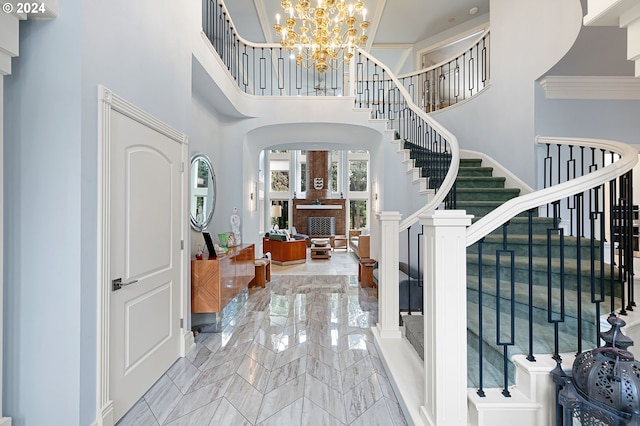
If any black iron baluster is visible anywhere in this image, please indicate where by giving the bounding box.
[590,211,605,342]
[628,169,636,309]
[477,238,485,397]
[527,209,536,362]
[496,223,515,397]
[407,227,412,315]
[575,193,583,354]
[548,202,565,362]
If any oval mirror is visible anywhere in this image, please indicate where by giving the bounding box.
[190,154,216,231]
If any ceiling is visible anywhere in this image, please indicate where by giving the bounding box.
[224,0,490,73]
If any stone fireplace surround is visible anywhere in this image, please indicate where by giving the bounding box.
[292,198,347,239]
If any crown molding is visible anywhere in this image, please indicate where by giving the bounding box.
[539,75,640,100]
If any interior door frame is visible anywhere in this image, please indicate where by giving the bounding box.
[95,85,192,426]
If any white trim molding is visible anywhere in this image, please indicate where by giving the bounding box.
[96,85,188,426]
[539,75,640,100]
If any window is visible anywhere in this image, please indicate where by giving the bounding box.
[350,200,367,229]
[270,159,290,192]
[300,162,307,193]
[349,160,367,192]
[331,161,338,193]
[271,200,288,229]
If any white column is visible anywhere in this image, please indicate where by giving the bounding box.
[348,53,356,97]
[376,211,402,339]
[420,210,472,426]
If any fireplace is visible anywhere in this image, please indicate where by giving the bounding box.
[307,217,335,236]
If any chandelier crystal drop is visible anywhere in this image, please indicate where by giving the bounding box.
[273,0,369,73]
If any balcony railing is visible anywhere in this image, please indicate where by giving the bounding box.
[398,29,490,113]
[202,0,347,96]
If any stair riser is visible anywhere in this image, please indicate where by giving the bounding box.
[457,168,494,177]
[483,220,557,235]
[466,328,516,387]
[456,190,521,202]
[467,288,602,342]
[457,204,514,217]
[466,261,620,293]
[467,241,602,260]
[456,179,506,189]
[460,159,483,167]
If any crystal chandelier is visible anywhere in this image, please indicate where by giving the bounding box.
[273,0,370,73]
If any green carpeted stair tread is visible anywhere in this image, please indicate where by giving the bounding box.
[466,274,619,332]
[455,188,522,202]
[455,176,507,189]
[457,167,494,177]
[467,233,603,260]
[466,300,596,386]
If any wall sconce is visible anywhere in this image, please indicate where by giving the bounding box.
[373,181,379,212]
[250,181,257,211]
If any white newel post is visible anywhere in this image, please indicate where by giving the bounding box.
[376,211,402,339]
[420,210,472,426]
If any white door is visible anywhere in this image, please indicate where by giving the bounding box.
[109,110,183,421]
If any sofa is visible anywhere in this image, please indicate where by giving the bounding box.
[349,230,370,259]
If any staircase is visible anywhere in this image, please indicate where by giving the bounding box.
[403,152,620,389]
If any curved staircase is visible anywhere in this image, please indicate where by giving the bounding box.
[403,153,621,389]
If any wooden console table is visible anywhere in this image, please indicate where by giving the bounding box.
[191,244,255,313]
[263,238,307,265]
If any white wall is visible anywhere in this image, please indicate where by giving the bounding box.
[4,1,83,424]
[4,0,201,424]
[0,74,4,421]
[431,0,583,188]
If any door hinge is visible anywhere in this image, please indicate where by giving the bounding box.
[181,162,185,172]
[181,240,184,250]
[180,318,184,328]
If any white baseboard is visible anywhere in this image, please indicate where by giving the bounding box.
[372,326,423,426]
[94,402,114,426]
[183,331,195,357]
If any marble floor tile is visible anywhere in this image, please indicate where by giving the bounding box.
[301,396,346,426]
[265,355,307,394]
[341,356,375,393]
[245,341,278,370]
[166,357,201,394]
[143,374,182,425]
[343,373,384,424]
[163,375,232,424]
[384,397,409,426]
[348,397,394,426]
[256,374,305,423]
[273,341,308,370]
[116,398,159,426]
[187,356,243,393]
[163,399,221,426]
[210,397,252,426]
[186,343,214,370]
[124,265,408,425]
[305,374,347,424]
[257,397,304,426]
[224,373,264,424]
[308,342,342,371]
[237,355,271,393]
[307,356,342,393]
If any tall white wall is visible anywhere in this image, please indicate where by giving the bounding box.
[0,74,4,423]
[4,1,201,424]
[4,2,83,424]
[431,0,583,187]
